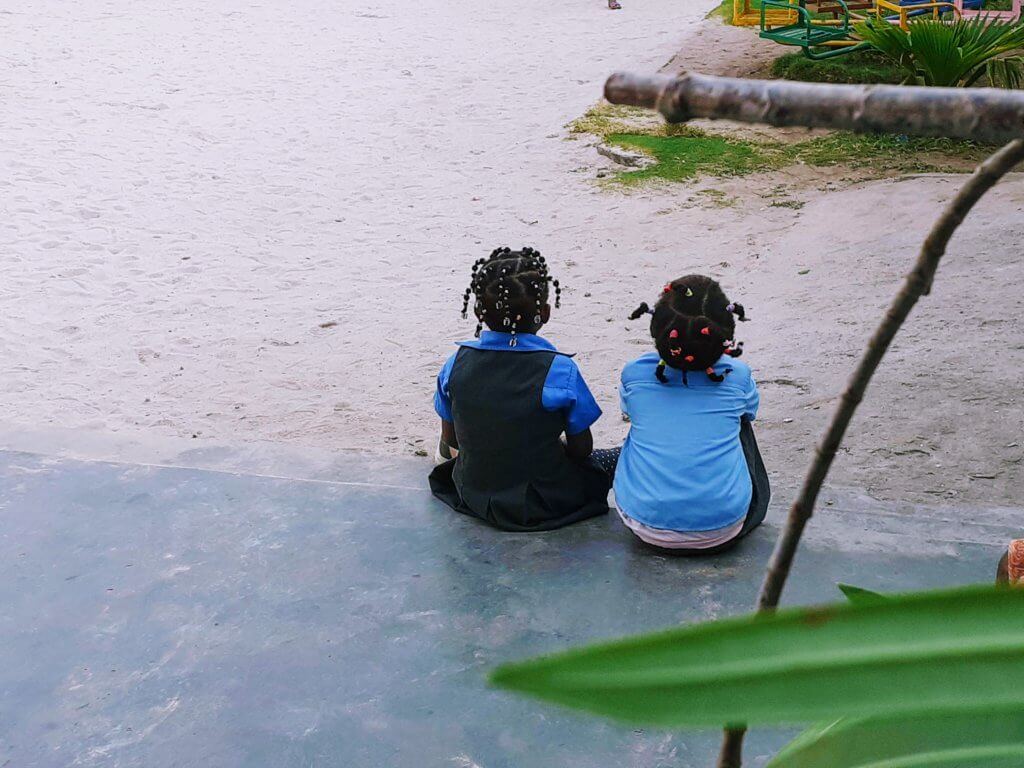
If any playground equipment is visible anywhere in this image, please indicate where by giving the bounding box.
[734,0,797,27]
[751,0,1018,57]
[876,0,961,29]
[955,0,1021,17]
[759,0,873,58]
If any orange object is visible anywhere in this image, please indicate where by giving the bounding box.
[1009,540,1024,584]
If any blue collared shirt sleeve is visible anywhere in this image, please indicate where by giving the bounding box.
[619,366,631,419]
[434,353,457,422]
[542,355,602,435]
[744,374,760,421]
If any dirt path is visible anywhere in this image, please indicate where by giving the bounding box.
[3,2,1022,509]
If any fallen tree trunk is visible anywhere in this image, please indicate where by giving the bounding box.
[604,71,1024,144]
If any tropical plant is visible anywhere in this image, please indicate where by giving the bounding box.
[491,586,1024,729]
[768,708,1024,768]
[855,16,1024,87]
[493,585,1024,766]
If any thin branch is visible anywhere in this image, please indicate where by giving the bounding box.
[717,138,1024,768]
[604,72,1024,143]
[717,727,744,768]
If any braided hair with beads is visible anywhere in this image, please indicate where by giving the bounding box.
[460,246,562,347]
[629,275,747,384]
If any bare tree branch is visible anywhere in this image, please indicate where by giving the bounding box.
[604,72,1024,143]
[716,138,1024,767]
[717,727,744,768]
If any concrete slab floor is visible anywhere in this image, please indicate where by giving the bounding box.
[1,448,1017,768]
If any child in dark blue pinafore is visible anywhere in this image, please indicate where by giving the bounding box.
[428,246,611,532]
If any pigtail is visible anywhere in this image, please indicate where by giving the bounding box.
[727,302,748,322]
[724,340,744,358]
[629,302,652,320]
[655,359,668,383]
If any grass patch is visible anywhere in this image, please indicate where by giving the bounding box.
[601,130,991,184]
[771,50,906,84]
[708,0,739,21]
[609,133,772,183]
[788,133,991,172]
[770,198,805,209]
[698,189,739,207]
[568,103,653,137]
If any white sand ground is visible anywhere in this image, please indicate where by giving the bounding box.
[3,1,1022,508]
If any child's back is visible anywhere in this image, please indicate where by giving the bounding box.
[614,275,769,552]
[616,352,757,531]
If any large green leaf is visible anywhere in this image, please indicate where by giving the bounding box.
[856,19,921,82]
[490,586,1024,727]
[837,583,888,605]
[767,710,1024,768]
[905,20,969,86]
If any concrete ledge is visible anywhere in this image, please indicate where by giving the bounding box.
[1,447,1011,767]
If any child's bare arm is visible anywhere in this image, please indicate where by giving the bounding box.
[565,428,594,460]
[436,419,459,462]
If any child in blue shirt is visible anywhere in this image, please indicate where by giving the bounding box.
[614,275,770,553]
[429,246,611,532]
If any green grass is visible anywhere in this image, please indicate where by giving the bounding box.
[708,0,740,21]
[602,130,991,184]
[771,50,907,84]
[568,103,654,137]
[609,133,771,183]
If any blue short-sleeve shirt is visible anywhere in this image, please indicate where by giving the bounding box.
[434,331,602,435]
[614,352,760,532]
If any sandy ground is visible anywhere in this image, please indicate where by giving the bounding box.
[3,2,1023,509]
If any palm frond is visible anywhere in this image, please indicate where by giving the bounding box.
[986,55,1024,87]
[859,16,1024,88]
